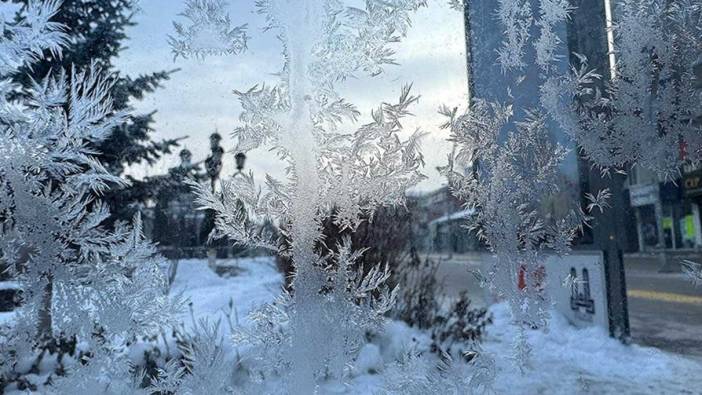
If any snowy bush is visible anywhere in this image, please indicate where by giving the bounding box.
[393,252,492,360]
[276,205,416,291]
[393,252,441,330]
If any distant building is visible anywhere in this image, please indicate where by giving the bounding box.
[626,163,702,252]
[408,186,481,253]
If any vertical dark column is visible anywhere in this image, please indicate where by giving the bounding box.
[463,1,473,105]
[567,0,631,340]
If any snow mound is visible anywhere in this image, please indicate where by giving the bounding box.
[484,302,702,394]
[169,259,702,394]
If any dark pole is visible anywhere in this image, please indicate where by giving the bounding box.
[567,0,630,340]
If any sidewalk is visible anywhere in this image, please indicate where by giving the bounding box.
[624,250,702,273]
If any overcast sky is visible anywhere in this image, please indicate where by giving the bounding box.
[116,1,469,192]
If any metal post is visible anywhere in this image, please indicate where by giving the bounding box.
[655,200,665,249]
[635,209,645,252]
[567,0,630,340]
[581,168,631,339]
[670,205,678,250]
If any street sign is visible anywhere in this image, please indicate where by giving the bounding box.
[629,183,660,207]
[683,169,702,197]
[544,252,610,331]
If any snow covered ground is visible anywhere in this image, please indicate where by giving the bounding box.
[172,257,282,327]
[483,304,702,394]
[5,257,697,393]
[173,257,702,394]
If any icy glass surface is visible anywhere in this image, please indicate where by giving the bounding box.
[1,0,701,393]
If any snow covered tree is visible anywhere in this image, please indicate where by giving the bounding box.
[173,0,429,391]
[11,0,183,224]
[0,2,177,391]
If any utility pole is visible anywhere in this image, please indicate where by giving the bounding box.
[567,0,630,340]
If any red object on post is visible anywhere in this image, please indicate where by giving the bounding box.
[518,264,546,291]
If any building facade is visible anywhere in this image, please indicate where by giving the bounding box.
[407,186,481,254]
[626,163,702,252]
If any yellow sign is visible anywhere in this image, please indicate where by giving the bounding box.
[685,215,695,239]
[662,217,673,229]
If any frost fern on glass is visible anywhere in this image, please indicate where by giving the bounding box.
[0,2,177,391]
[439,103,586,363]
[460,0,702,368]
[168,0,248,60]
[176,0,427,391]
[542,0,702,178]
[450,0,592,367]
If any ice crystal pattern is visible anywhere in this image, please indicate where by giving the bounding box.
[495,0,533,72]
[495,0,573,73]
[682,260,702,287]
[169,0,248,60]
[0,1,176,391]
[542,0,702,178]
[184,0,428,391]
[455,0,702,369]
[439,102,584,335]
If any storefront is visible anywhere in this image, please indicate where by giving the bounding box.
[630,183,663,251]
[629,180,694,251]
[682,165,702,248]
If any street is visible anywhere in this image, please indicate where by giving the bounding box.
[430,252,702,358]
[624,255,702,357]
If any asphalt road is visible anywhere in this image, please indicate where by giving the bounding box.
[624,259,702,357]
[428,252,702,358]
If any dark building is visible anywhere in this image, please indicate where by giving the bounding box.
[407,186,481,254]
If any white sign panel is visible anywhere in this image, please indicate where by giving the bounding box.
[629,183,660,207]
[544,252,609,331]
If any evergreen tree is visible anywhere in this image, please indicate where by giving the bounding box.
[11,0,182,223]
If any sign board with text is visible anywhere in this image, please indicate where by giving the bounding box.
[479,252,613,333]
[543,252,610,331]
[629,183,660,207]
[683,169,702,198]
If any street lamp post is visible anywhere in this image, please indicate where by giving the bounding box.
[235,152,246,175]
[232,152,247,263]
